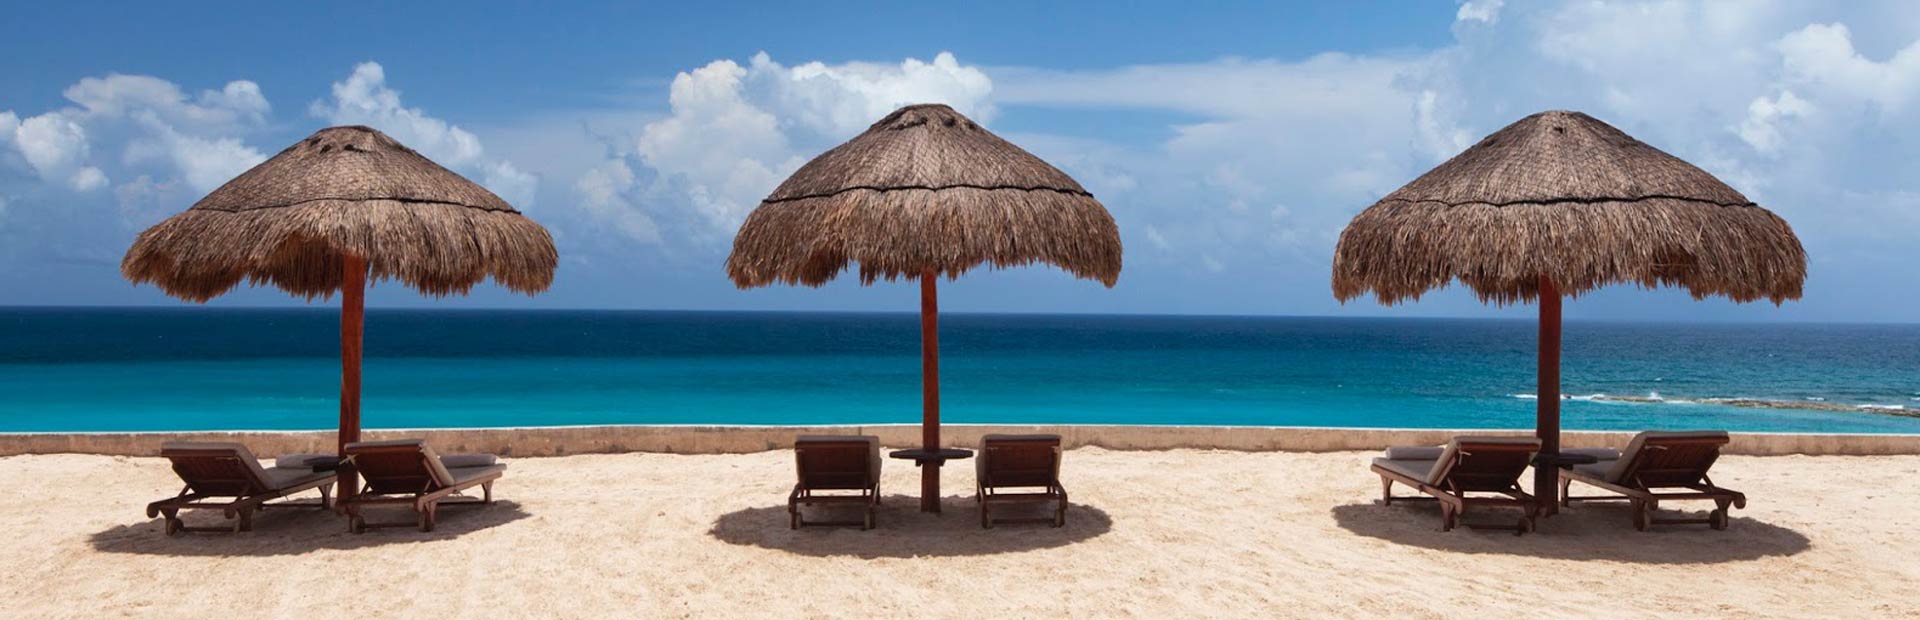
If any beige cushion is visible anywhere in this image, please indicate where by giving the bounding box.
[1568,461,1614,479]
[1382,446,1444,460]
[444,464,506,486]
[440,453,498,469]
[260,466,335,490]
[1371,457,1438,482]
[275,453,337,469]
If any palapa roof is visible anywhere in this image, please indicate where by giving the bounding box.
[1332,110,1805,305]
[726,104,1122,288]
[123,125,557,301]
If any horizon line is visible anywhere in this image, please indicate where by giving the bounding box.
[2,303,1915,327]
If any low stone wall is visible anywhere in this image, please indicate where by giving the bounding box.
[3,425,1918,457]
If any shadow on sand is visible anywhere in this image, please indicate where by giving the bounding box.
[87,501,529,557]
[709,494,1112,558]
[1331,501,1810,564]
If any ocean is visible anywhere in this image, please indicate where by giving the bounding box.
[1,307,1916,434]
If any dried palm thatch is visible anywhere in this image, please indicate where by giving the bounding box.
[1333,110,1805,306]
[122,125,556,301]
[727,104,1122,288]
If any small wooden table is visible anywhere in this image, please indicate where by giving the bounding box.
[888,448,974,513]
[1534,452,1601,468]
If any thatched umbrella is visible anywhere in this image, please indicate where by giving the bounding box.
[728,104,1122,512]
[123,125,557,493]
[1333,110,1805,513]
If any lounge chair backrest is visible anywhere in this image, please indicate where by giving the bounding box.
[794,436,879,491]
[345,439,458,494]
[160,442,273,495]
[1426,436,1540,490]
[1604,431,1729,487]
[979,434,1061,488]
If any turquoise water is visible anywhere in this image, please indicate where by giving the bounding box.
[1,308,1916,433]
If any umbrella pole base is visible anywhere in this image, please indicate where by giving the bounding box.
[920,464,941,513]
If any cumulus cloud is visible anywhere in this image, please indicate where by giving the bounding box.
[1776,23,1920,113]
[63,74,269,132]
[581,51,995,245]
[311,62,538,207]
[1456,0,1504,24]
[994,51,1468,275]
[1736,90,1813,154]
[13,114,106,191]
[574,159,659,243]
[0,71,276,197]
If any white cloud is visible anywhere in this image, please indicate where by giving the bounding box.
[14,113,105,191]
[573,159,659,243]
[1456,0,1505,24]
[1143,225,1171,251]
[311,62,536,206]
[2,71,280,196]
[1777,22,1920,113]
[63,74,269,133]
[1736,90,1813,154]
[587,51,996,244]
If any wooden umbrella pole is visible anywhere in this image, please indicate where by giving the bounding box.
[1535,275,1563,516]
[919,270,942,513]
[338,254,367,503]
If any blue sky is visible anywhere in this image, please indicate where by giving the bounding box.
[3,1,1918,322]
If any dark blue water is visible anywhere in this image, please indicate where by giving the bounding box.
[1,307,1916,433]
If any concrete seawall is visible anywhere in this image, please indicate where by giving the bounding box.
[4,425,1918,457]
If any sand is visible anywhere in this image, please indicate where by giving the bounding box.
[4,449,1918,619]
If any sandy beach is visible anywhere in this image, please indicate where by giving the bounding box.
[5,448,1918,619]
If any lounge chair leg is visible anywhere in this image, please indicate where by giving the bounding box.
[482,482,494,504]
[420,502,437,532]
[159,508,182,536]
[1055,496,1067,528]
[317,483,333,510]
[1440,504,1457,532]
[981,502,992,529]
[1558,477,1573,508]
[1380,477,1393,506]
[1630,500,1651,531]
[1711,498,1733,530]
[235,507,254,533]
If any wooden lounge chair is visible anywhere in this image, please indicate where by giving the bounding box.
[789,435,882,529]
[338,439,504,533]
[1558,430,1746,530]
[1372,436,1541,534]
[145,442,336,535]
[975,434,1067,528]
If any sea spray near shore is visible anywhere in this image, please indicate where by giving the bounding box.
[2,308,1917,434]
[1511,393,1917,418]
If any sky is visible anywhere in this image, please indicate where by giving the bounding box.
[2,1,1917,323]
